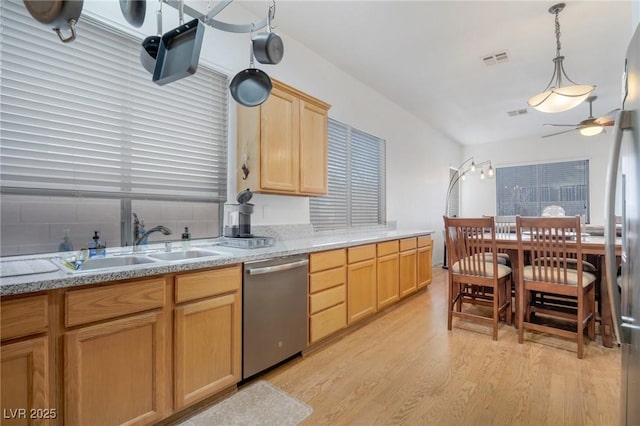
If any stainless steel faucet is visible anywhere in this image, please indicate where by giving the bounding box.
[132,213,172,251]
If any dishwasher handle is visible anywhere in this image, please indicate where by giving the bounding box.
[246,259,309,275]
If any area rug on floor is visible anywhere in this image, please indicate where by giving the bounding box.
[178,381,313,426]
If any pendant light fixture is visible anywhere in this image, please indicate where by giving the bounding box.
[528,3,594,113]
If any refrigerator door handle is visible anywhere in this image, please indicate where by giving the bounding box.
[604,109,633,345]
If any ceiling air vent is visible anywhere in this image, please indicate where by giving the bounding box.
[482,51,509,66]
[507,109,528,117]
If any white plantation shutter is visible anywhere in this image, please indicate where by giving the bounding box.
[0,0,228,202]
[310,118,386,231]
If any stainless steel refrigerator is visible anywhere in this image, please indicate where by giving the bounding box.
[605,22,640,426]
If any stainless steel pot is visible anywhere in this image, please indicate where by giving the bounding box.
[252,4,283,65]
[23,0,83,43]
[119,0,146,28]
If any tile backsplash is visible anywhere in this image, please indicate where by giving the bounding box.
[0,195,220,256]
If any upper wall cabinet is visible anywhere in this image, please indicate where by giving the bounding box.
[237,79,331,196]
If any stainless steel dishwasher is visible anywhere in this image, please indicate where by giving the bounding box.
[243,254,308,379]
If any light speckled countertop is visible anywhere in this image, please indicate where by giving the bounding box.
[0,229,433,296]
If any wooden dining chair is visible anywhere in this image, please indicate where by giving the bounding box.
[515,216,596,358]
[443,216,512,340]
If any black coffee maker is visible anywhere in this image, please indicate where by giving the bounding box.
[224,189,254,237]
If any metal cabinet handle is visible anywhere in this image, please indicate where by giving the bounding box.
[247,259,308,275]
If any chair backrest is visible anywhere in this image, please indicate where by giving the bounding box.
[516,216,583,284]
[443,216,498,276]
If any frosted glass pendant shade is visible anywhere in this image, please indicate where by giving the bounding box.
[528,84,594,113]
[580,125,603,136]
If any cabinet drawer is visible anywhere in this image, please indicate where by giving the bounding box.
[417,235,432,248]
[309,302,346,343]
[175,265,242,303]
[348,244,376,264]
[309,266,346,294]
[65,278,165,328]
[1,295,48,340]
[399,238,417,252]
[309,249,346,273]
[309,284,345,314]
[377,240,399,257]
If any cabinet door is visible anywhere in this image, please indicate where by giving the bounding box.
[1,337,50,426]
[260,87,299,192]
[399,250,417,298]
[299,100,328,195]
[417,245,433,289]
[174,293,241,409]
[377,253,399,309]
[347,259,377,324]
[65,311,165,426]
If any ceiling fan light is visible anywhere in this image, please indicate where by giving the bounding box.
[528,85,594,113]
[580,125,603,136]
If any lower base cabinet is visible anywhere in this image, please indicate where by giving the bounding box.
[174,292,241,409]
[1,337,50,426]
[417,236,433,289]
[65,311,166,426]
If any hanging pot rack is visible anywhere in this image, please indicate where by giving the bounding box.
[161,0,270,34]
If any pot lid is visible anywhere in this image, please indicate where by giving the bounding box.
[237,188,253,204]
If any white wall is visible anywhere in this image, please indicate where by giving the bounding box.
[79,2,460,263]
[460,131,612,224]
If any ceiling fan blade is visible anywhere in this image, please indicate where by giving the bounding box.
[543,123,579,127]
[542,128,578,138]
[594,109,619,126]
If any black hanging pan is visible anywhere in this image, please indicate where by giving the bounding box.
[140,0,162,74]
[119,0,146,28]
[23,0,83,43]
[252,3,284,65]
[230,36,272,107]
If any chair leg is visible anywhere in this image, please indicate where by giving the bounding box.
[493,284,499,341]
[506,278,513,326]
[577,290,584,359]
[518,285,525,344]
[447,277,454,331]
[588,286,596,340]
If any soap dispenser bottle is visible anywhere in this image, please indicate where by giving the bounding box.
[89,231,106,258]
[181,227,191,250]
[58,229,74,252]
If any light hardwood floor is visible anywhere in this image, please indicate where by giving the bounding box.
[261,267,621,425]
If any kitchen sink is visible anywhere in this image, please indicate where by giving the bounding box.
[78,255,157,271]
[147,249,225,262]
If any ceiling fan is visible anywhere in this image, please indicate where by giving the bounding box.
[542,96,618,138]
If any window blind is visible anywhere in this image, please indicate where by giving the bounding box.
[310,118,386,231]
[496,160,589,220]
[0,0,228,202]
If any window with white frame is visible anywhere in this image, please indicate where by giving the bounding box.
[0,0,228,255]
[496,159,590,221]
[310,119,386,231]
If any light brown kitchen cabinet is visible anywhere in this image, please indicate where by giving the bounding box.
[64,278,167,426]
[399,238,418,298]
[308,249,347,343]
[377,241,400,309]
[1,294,51,426]
[237,78,331,196]
[173,266,242,410]
[346,244,377,324]
[417,235,433,289]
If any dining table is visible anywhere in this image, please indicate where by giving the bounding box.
[489,232,622,348]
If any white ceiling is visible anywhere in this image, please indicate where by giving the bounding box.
[230,0,635,146]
